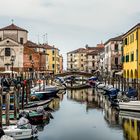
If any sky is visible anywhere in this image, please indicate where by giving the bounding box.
[0,0,140,69]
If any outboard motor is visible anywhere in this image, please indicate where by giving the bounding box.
[36,106,45,115]
[19,111,30,120]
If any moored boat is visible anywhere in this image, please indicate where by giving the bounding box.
[3,117,38,139]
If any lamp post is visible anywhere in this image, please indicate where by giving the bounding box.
[31,60,34,80]
[10,56,15,79]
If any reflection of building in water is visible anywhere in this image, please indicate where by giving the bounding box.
[57,92,64,101]
[67,88,99,110]
[104,104,120,126]
[48,98,61,111]
[121,118,140,140]
[94,89,120,126]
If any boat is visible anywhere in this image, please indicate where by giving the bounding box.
[24,99,52,109]
[124,87,137,98]
[30,90,59,100]
[19,108,52,125]
[87,76,98,87]
[119,110,140,120]
[3,117,38,139]
[31,84,58,93]
[96,82,106,90]
[119,101,140,112]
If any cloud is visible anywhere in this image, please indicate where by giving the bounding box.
[0,0,140,68]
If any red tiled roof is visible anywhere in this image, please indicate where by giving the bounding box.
[40,44,55,49]
[24,40,38,47]
[104,35,123,45]
[68,48,86,54]
[0,24,28,32]
[86,50,98,55]
[96,43,104,48]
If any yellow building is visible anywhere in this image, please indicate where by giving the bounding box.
[43,44,62,74]
[123,23,140,80]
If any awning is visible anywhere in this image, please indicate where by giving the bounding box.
[115,70,123,76]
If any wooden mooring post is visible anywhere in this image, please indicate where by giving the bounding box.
[6,91,10,126]
[17,84,21,114]
[0,87,3,127]
[14,87,17,120]
[22,83,25,110]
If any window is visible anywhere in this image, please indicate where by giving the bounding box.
[131,53,134,61]
[125,38,127,45]
[122,56,125,62]
[114,44,118,52]
[106,46,109,53]
[81,59,83,61]
[126,54,129,62]
[70,54,72,56]
[52,57,55,61]
[115,57,118,65]
[29,55,32,60]
[92,62,95,67]
[52,50,55,55]
[136,49,138,60]
[81,54,83,56]
[20,37,23,44]
[52,64,55,69]
[127,37,129,45]
[81,64,83,67]
[5,48,11,56]
[92,55,95,59]
[0,38,2,41]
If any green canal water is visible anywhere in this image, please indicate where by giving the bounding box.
[35,88,139,140]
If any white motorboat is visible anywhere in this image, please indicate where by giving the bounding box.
[31,84,57,93]
[3,117,38,140]
[119,101,140,112]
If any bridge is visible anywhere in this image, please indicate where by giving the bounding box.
[55,71,98,77]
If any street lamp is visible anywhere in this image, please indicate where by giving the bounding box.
[10,55,15,79]
[31,60,34,80]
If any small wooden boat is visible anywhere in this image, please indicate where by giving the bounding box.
[119,101,140,112]
[24,99,52,109]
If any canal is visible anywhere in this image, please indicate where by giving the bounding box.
[36,88,139,140]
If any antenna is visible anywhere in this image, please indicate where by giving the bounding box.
[37,34,40,44]
[45,33,48,44]
[43,34,45,43]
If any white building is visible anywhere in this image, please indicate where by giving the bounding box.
[104,35,123,75]
[0,24,28,72]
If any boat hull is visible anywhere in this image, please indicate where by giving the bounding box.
[119,101,140,112]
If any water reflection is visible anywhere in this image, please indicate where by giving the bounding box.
[67,88,99,111]
[119,111,140,140]
[35,88,140,140]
